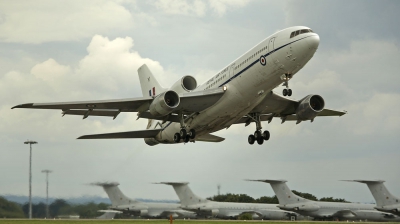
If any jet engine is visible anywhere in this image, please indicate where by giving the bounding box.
[170,76,197,94]
[296,94,325,120]
[139,209,148,216]
[149,90,180,117]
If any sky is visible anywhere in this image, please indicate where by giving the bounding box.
[0,0,399,204]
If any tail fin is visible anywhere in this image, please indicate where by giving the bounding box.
[156,182,208,206]
[90,182,139,206]
[346,180,400,207]
[247,179,310,205]
[138,64,165,97]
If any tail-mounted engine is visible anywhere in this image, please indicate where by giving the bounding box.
[296,95,325,121]
[170,76,197,94]
[149,90,180,117]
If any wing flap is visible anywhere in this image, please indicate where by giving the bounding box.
[62,109,121,119]
[196,133,225,142]
[78,129,162,139]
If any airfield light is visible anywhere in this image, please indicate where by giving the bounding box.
[41,169,52,218]
[24,140,37,219]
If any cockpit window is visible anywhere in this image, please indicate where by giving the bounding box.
[290,29,314,38]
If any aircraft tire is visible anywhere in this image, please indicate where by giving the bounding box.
[173,133,181,143]
[257,137,264,145]
[254,130,262,140]
[184,135,190,143]
[248,135,255,145]
[263,130,270,140]
[283,89,288,96]
[180,129,187,138]
[288,89,292,96]
[189,129,196,139]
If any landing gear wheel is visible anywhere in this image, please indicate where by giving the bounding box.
[262,130,270,140]
[257,137,264,145]
[288,89,292,96]
[254,130,262,140]
[283,89,288,96]
[173,133,181,143]
[189,129,196,139]
[180,129,187,139]
[248,135,255,145]
[184,135,190,143]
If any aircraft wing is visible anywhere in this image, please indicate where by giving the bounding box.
[12,88,225,119]
[196,133,225,142]
[77,129,162,139]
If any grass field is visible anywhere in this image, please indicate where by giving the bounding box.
[0,220,398,224]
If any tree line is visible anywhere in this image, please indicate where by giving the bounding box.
[208,190,348,203]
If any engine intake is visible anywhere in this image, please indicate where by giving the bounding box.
[149,90,180,117]
[170,76,197,93]
[296,95,325,121]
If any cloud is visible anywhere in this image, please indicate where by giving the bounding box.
[0,0,134,44]
[208,0,251,16]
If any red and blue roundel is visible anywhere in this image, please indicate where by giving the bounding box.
[260,56,266,66]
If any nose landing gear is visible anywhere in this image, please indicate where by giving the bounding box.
[281,73,292,96]
[246,113,271,145]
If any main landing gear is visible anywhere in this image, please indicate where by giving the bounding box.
[246,113,270,145]
[173,112,196,143]
[282,73,292,96]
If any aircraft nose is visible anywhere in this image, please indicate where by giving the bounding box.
[308,34,320,50]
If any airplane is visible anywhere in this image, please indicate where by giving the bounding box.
[247,179,400,221]
[91,182,197,219]
[96,210,122,219]
[156,182,299,220]
[344,180,400,215]
[12,26,346,146]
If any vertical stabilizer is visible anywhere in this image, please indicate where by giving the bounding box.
[91,182,139,206]
[157,182,208,206]
[247,179,309,205]
[138,64,165,97]
[349,180,400,207]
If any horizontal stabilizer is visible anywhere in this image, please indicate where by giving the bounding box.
[196,133,225,142]
[342,180,385,184]
[155,182,189,186]
[97,210,122,213]
[78,129,162,139]
[90,182,120,187]
[246,179,287,183]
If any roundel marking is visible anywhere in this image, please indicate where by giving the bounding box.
[260,56,266,66]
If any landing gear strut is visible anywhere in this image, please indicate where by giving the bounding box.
[282,73,292,96]
[246,113,270,145]
[173,113,196,143]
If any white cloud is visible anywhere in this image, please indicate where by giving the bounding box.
[208,0,251,16]
[0,0,134,44]
[31,59,71,82]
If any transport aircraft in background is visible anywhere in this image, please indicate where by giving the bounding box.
[248,179,400,221]
[13,26,346,146]
[156,182,299,220]
[345,180,400,216]
[91,182,196,219]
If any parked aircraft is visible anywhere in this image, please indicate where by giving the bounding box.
[96,210,121,219]
[248,179,400,221]
[157,182,298,220]
[13,26,346,145]
[91,182,196,219]
[345,180,400,215]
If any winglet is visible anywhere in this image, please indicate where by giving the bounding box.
[12,103,34,109]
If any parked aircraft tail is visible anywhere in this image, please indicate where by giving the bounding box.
[345,180,400,207]
[90,182,139,206]
[138,64,165,97]
[246,179,310,205]
[156,182,208,206]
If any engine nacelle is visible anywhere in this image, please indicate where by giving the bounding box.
[296,94,325,120]
[139,209,148,216]
[149,90,180,117]
[170,76,197,94]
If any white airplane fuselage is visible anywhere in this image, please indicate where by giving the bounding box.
[146,26,320,145]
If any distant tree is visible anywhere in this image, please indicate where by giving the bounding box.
[208,193,255,203]
[74,202,110,218]
[255,196,279,204]
[0,196,25,218]
[292,190,318,201]
[49,199,73,217]
[319,197,348,203]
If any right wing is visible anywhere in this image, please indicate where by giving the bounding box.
[77,129,162,139]
[12,87,226,119]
